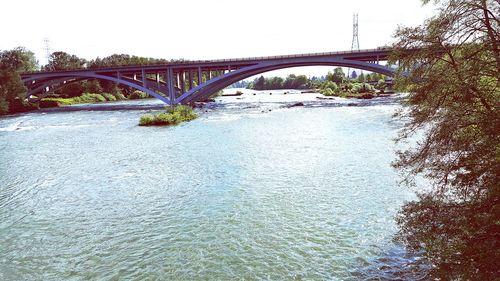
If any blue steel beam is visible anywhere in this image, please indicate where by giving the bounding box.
[21,48,397,105]
[23,72,172,104]
[176,58,396,104]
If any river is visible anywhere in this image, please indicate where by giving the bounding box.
[0,90,427,280]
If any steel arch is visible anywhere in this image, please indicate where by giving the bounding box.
[176,58,395,104]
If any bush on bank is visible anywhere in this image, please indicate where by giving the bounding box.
[40,93,106,107]
[139,105,197,126]
[129,90,150,99]
[39,92,131,107]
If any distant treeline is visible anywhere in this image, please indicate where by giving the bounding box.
[244,68,388,95]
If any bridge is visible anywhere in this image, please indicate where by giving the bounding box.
[21,47,395,105]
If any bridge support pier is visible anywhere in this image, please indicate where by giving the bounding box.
[188,70,193,90]
[166,68,176,105]
[179,71,185,93]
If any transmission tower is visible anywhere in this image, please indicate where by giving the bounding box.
[43,38,51,65]
[348,13,360,79]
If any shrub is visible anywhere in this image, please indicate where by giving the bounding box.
[72,93,106,103]
[139,114,155,126]
[375,79,386,91]
[350,83,375,94]
[40,93,107,107]
[129,90,149,99]
[39,99,62,108]
[101,93,117,101]
[41,98,74,106]
[319,81,340,96]
[114,92,127,100]
[320,88,335,96]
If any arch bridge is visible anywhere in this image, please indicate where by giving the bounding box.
[21,48,396,105]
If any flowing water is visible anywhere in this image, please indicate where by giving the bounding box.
[0,90,427,280]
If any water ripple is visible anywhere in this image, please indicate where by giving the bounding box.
[0,95,423,280]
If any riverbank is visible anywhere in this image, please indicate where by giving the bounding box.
[38,91,153,108]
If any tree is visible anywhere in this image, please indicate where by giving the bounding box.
[391,0,499,279]
[350,70,357,79]
[45,51,86,71]
[282,74,310,89]
[0,47,38,114]
[326,67,346,85]
[356,72,365,83]
[81,80,103,93]
[254,76,265,90]
[266,76,284,89]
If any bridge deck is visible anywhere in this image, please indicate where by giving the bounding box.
[22,47,392,76]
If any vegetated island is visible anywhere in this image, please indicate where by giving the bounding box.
[139,105,197,126]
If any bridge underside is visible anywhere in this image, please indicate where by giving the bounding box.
[22,50,396,105]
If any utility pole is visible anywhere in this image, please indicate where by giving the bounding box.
[347,14,360,80]
[43,38,51,67]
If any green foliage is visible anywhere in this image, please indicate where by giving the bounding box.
[248,74,312,90]
[349,83,375,94]
[319,81,339,96]
[139,114,155,125]
[366,72,385,82]
[391,0,500,278]
[41,93,107,107]
[356,73,365,83]
[375,79,386,91]
[88,54,169,68]
[82,80,103,93]
[253,76,265,90]
[283,74,309,89]
[101,93,117,101]
[319,88,335,96]
[57,83,85,98]
[113,92,127,100]
[0,47,38,115]
[326,67,346,84]
[139,105,197,126]
[129,90,150,99]
[75,93,106,103]
[44,51,86,71]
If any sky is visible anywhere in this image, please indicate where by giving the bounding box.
[1,0,436,77]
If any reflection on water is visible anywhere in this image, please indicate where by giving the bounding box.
[0,91,426,280]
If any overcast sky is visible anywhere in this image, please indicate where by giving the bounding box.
[2,0,436,77]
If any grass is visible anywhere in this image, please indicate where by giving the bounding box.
[39,92,135,108]
[40,93,109,107]
[139,105,197,126]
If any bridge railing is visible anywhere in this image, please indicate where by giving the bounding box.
[188,46,391,64]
